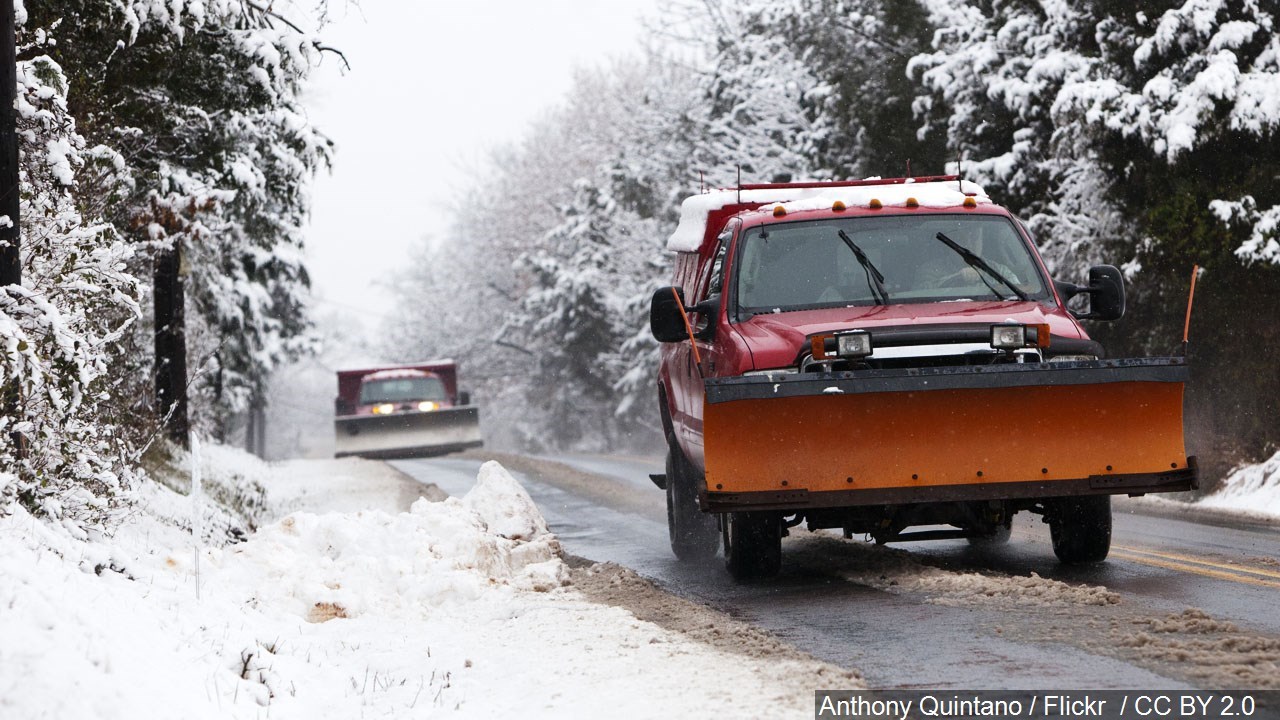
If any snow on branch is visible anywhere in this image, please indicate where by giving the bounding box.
[1210,196,1280,265]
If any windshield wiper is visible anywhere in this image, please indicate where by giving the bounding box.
[837,229,889,305]
[933,232,1029,301]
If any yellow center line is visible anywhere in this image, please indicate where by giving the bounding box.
[1113,545,1280,581]
[982,527,1280,589]
[1109,549,1280,590]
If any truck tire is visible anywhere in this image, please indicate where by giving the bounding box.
[1048,495,1112,564]
[666,444,719,562]
[723,512,782,582]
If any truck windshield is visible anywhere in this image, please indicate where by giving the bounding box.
[735,214,1049,314]
[359,377,446,404]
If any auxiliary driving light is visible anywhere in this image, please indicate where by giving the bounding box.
[371,403,396,415]
[990,324,1027,349]
[418,401,440,412]
[811,330,873,360]
[989,323,1051,350]
[835,330,873,358]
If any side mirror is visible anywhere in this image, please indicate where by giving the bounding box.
[650,286,689,343]
[691,295,720,341]
[458,391,471,406]
[1057,264,1125,321]
[335,397,354,416]
[1086,265,1125,320]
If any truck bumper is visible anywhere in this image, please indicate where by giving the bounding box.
[701,358,1197,511]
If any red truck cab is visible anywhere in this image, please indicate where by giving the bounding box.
[351,368,454,416]
[650,177,1194,581]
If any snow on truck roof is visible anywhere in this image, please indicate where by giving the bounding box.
[666,177,992,252]
[336,359,456,375]
[363,368,433,381]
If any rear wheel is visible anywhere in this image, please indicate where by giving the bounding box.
[723,512,782,582]
[1048,495,1112,564]
[665,444,719,561]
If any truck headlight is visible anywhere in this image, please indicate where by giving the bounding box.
[743,368,798,377]
[418,401,439,412]
[372,403,395,415]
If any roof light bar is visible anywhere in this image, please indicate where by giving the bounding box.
[740,175,960,191]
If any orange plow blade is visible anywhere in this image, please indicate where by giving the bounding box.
[702,358,1196,511]
[334,407,482,459]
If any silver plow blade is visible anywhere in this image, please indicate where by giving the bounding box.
[334,407,483,459]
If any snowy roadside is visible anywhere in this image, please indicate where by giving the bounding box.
[1112,451,1280,527]
[0,446,857,719]
[1194,450,1280,520]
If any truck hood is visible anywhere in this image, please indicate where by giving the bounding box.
[736,300,1083,370]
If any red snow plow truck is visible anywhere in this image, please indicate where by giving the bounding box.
[334,360,482,459]
[650,176,1197,581]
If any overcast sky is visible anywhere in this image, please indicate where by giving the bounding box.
[303,0,659,329]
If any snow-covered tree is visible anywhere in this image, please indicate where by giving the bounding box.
[1,43,142,529]
[28,0,334,443]
[508,181,630,447]
[386,58,706,450]
[1,0,336,529]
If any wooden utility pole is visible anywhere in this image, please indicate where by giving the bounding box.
[0,0,19,288]
[154,244,190,447]
[244,390,266,458]
[1,0,23,458]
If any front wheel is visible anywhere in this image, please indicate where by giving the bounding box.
[666,444,719,562]
[723,512,782,582]
[1048,495,1112,564]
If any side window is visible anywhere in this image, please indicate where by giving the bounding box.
[697,224,734,302]
[688,225,733,339]
[675,252,697,298]
[707,240,727,298]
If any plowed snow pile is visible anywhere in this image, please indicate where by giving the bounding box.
[794,535,1119,607]
[1199,450,1280,519]
[0,456,826,719]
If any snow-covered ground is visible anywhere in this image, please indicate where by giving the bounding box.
[0,446,849,719]
[1198,450,1280,520]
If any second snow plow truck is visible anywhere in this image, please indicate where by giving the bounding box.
[334,360,482,459]
[650,176,1196,581]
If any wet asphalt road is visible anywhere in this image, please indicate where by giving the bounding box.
[393,454,1280,690]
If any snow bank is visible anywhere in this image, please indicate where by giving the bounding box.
[1199,450,1280,519]
[667,179,991,252]
[197,478,568,623]
[138,441,273,545]
[462,460,549,540]
[2,453,835,718]
[0,458,567,719]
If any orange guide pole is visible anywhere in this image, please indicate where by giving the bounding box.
[1183,264,1199,345]
[672,287,702,367]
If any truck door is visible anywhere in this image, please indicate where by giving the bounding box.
[667,251,699,451]
[684,221,736,467]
